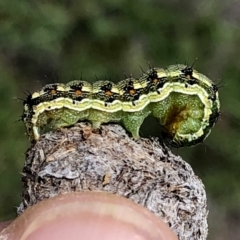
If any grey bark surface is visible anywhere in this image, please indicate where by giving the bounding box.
[18,122,208,240]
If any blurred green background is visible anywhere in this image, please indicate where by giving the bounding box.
[0,0,239,239]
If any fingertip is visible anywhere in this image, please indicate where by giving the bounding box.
[0,192,177,240]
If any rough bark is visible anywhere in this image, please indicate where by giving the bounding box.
[18,122,208,240]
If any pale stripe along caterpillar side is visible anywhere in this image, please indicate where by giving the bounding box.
[21,64,220,147]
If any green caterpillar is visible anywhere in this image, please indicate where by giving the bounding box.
[22,64,220,147]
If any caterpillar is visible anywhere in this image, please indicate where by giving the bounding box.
[21,64,220,147]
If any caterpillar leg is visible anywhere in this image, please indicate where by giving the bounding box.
[88,109,122,129]
[121,107,151,139]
